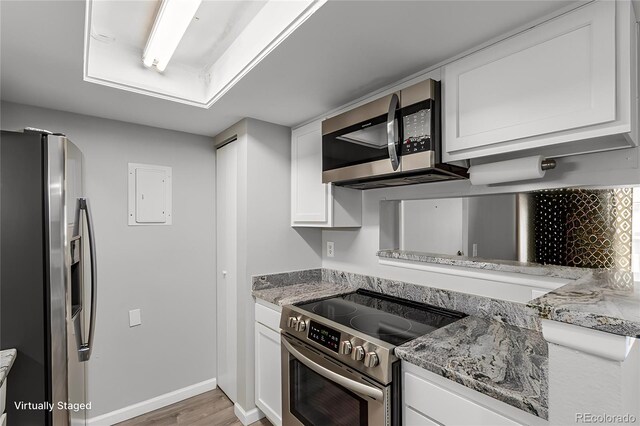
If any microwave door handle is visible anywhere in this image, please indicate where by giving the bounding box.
[386,93,400,171]
[78,197,97,362]
[282,337,384,401]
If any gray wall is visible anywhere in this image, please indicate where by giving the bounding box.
[323,146,640,303]
[1,101,216,417]
[401,198,466,256]
[466,194,517,260]
[214,118,322,412]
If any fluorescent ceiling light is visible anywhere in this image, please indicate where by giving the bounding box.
[143,0,202,72]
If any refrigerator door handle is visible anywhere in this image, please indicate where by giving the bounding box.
[78,197,97,362]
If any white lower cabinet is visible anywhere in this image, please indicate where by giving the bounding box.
[402,362,548,426]
[255,302,282,426]
[405,406,440,426]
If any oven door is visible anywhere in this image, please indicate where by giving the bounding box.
[281,333,389,426]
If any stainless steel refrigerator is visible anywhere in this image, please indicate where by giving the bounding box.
[1,129,97,425]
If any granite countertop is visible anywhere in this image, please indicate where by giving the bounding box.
[378,249,588,280]
[252,281,353,307]
[528,270,640,337]
[396,316,548,419]
[252,269,548,419]
[0,348,17,387]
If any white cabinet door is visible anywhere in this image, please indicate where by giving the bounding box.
[291,121,330,225]
[444,0,618,159]
[255,322,282,426]
[290,120,362,228]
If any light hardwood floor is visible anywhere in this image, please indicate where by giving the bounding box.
[116,389,273,426]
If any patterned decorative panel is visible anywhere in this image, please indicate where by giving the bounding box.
[532,188,633,270]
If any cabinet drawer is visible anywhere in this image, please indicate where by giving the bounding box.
[404,372,520,426]
[405,406,440,426]
[255,301,281,331]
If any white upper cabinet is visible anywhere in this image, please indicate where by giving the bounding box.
[443,0,638,161]
[291,121,328,224]
[291,121,362,228]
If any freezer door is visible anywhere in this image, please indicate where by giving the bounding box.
[46,135,70,425]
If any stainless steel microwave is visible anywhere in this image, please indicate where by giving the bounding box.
[322,79,467,189]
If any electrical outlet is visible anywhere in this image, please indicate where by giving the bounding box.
[327,241,335,257]
[129,309,142,327]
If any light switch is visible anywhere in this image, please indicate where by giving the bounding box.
[129,309,142,327]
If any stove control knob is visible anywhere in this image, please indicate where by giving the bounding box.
[287,317,298,329]
[339,341,353,355]
[364,352,379,368]
[295,320,306,332]
[351,346,365,361]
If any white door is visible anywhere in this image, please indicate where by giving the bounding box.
[216,141,238,402]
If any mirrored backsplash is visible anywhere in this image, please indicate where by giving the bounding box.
[384,187,639,271]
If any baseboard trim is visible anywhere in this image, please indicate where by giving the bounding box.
[87,378,217,425]
[234,403,264,426]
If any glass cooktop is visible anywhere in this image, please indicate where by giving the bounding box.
[296,290,465,346]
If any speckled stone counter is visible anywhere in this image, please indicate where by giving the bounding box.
[322,268,542,331]
[252,269,354,306]
[252,269,322,292]
[396,316,548,419]
[528,270,640,337]
[0,348,17,386]
[252,281,353,307]
[378,249,588,280]
[252,269,549,418]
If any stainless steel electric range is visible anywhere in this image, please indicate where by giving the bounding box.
[280,289,466,426]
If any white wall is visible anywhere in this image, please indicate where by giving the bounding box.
[1,101,216,418]
[323,146,640,303]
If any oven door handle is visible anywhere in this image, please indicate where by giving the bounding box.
[387,93,400,172]
[282,337,384,401]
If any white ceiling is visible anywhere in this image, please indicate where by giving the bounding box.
[1,0,578,137]
[89,1,268,71]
